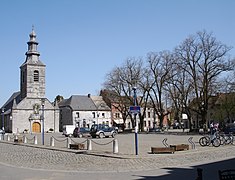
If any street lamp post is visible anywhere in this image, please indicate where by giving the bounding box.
[132,87,138,155]
[41,99,45,145]
[1,108,5,140]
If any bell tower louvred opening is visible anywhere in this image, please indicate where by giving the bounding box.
[20,27,46,99]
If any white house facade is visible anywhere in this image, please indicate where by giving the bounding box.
[59,94,112,130]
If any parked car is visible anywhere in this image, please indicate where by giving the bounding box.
[90,124,117,138]
[73,127,90,138]
[0,129,5,134]
[148,127,161,133]
[62,125,76,137]
[223,123,235,134]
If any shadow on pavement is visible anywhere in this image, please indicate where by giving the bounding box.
[135,158,235,180]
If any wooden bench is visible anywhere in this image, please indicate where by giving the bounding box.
[218,169,235,180]
[151,147,175,154]
[170,144,189,151]
[70,143,85,150]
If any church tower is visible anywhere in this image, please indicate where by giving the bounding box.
[20,28,46,99]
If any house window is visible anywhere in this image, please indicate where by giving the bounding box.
[148,112,151,118]
[76,112,80,118]
[115,113,120,118]
[34,70,39,82]
[102,113,105,118]
[92,112,96,118]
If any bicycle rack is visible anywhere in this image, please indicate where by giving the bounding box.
[188,137,195,149]
[162,138,169,147]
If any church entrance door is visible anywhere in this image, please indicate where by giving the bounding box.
[32,122,41,133]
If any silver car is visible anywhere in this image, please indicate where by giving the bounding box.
[90,124,117,138]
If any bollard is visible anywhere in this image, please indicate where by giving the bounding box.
[34,135,38,145]
[50,137,55,147]
[14,135,18,142]
[113,139,118,154]
[67,138,71,149]
[6,134,10,141]
[87,139,92,151]
[23,136,27,143]
[2,134,4,141]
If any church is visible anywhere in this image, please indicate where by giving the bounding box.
[0,29,59,134]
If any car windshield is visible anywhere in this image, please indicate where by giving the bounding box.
[104,125,109,129]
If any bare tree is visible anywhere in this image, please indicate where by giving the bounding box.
[175,30,233,128]
[54,95,64,104]
[103,57,148,130]
[103,65,132,128]
[166,55,195,130]
[147,51,174,128]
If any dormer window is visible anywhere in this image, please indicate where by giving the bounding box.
[34,70,39,82]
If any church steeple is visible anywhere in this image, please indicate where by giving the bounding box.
[20,28,46,99]
[25,26,40,63]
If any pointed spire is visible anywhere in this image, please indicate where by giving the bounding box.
[29,25,36,41]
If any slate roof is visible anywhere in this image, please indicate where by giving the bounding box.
[59,95,97,111]
[90,96,111,111]
[1,91,21,111]
[20,58,45,67]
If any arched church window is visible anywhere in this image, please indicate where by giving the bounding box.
[34,70,39,82]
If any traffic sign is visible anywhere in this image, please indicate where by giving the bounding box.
[130,106,141,114]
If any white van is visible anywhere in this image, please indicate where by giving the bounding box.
[62,125,75,137]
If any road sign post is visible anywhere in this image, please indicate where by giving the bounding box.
[130,105,140,155]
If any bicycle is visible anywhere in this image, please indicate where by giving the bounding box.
[199,132,221,147]
[224,132,235,145]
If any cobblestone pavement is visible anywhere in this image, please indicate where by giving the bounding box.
[0,132,235,173]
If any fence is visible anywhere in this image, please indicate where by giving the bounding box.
[0,134,118,154]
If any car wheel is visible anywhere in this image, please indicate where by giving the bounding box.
[99,132,105,138]
[112,132,116,138]
[78,134,82,138]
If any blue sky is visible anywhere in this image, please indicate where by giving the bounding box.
[0,0,235,105]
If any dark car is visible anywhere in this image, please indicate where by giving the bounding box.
[90,124,117,138]
[223,123,235,134]
[148,128,161,133]
[73,127,90,138]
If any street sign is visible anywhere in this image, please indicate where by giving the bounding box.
[130,106,141,114]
